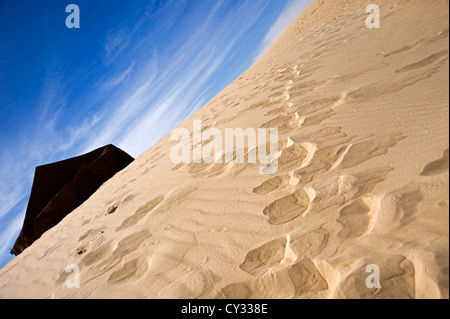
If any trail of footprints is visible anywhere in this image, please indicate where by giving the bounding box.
[230,60,420,297]
[56,193,167,287]
[77,228,153,285]
[58,185,207,289]
[221,229,330,298]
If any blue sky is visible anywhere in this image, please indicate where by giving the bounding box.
[0,0,310,268]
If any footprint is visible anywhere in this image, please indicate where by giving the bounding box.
[391,187,424,223]
[116,196,164,231]
[263,189,311,225]
[82,229,152,281]
[219,282,252,299]
[420,149,449,176]
[288,260,329,297]
[337,198,372,239]
[277,143,309,172]
[107,257,149,286]
[289,229,329,261]
[80,242,113,268]
[239,237,287,276]
[239,228,328,278]
[114,228,152,256]
[253,175,289,195]
[335,255,415,299]
[225,258,328,299]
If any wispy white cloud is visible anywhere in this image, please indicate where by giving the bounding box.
[57,115,102,153]
[0,152,31,219]
[0,77,98,250]
[99,63,134,90]
[0,77,67,220]
[84,0,270,157]
[103,22,133,66]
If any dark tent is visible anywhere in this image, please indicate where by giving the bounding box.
[11,145,134,256]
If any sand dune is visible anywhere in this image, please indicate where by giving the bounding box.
[0,0,448,299]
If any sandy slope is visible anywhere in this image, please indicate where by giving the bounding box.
[0,0,448,299]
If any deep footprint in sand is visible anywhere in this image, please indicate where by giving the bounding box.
[335,255,415,299]
[239,237,287,276]
[253,175,289,195]
[240,229,328,277]
[89,231,150,270]
[337,198,373,239]
[225,259,328,299]
[107,257,149,286]
[289,229,329,261]
[277,143,308,172]
[116,196,164,231]
[288,260,329,297]
[114,228,152,256]
[80,228,152,283]
[80,242,113,268]
[263,189,311,225]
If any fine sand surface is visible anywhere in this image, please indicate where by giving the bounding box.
[1,0,448,299]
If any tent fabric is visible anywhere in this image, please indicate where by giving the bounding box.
[11,145,134,256]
